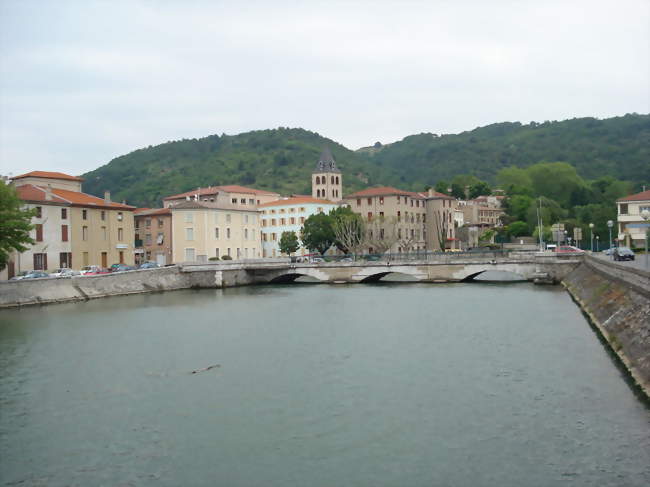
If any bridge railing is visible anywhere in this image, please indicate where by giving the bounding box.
[300,249,521,264]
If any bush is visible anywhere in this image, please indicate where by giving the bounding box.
[221,255,233,260]
[208,257,220,261]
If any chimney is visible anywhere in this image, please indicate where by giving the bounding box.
[45,184,53,201]
[428,188,434,197]
[104,190,111,203]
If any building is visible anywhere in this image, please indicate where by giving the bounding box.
[617,189,650,248]
[163,185,279,209]
[8,171,136,275]
[134,208,173,265]
[259,197,339,257]
[423,189,459,251]
[170,200,261,262]
[344,187,427,253]
[458,195,505,227]
[312,147,343,202]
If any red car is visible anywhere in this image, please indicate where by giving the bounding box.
[83,267,111,276]
[554,245,585,254]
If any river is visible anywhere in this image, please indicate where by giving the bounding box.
[1,282,649,486]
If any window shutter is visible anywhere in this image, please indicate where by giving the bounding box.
[44,253,48,270]
[62,225,68,242]
[36,224,43,241]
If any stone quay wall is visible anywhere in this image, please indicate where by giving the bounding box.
[562,256,650,397]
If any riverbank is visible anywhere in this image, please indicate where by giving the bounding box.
[562,255,650,398]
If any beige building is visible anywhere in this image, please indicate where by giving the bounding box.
[134,208,173,265]
[423,189,459,251]
[9,171,136,273]
[164,184,279,209]
[458,196,505,227]
[312,147,343,202]
[170,200,261,262]
[617,189,650,248]
[344,187,428,253]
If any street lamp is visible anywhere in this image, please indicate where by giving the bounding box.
[607,220,614,258]
[642,209,650,269]
[564,230,568,245]
[589,223,594,252]
[596,235,600,252]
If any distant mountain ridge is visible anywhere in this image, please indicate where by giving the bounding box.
[81,114,649,207]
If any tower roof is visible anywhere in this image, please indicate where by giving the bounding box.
[313,147,341,174]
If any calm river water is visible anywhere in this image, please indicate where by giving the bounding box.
[1,282,649,486]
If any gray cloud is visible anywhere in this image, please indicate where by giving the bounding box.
[1,0,648,176]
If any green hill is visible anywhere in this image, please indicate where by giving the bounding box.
[81,115,649,207]
[363,113,649,188]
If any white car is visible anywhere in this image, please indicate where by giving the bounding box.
[80,265,101,275]
[50,268,80,278]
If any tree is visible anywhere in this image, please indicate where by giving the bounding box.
[279,231,300,255]
[434,180,449,195]
[363,216,400,254]
[450,182,465,199]
[300,212,335,255]
[0,181,36,270]
[469,181,491,199]
[332,212,365,255]
[507,221,529,237]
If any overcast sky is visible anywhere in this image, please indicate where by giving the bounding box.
[1,0,648,177]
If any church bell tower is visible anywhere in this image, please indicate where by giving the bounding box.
[311,147,342,202]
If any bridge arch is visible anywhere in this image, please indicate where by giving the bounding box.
[359,271,421,283]
[268,273,323,284]
[459,268,528,282]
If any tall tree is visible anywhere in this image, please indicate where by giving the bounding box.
[332,212,365,255]
[278,231,300,256]
[300,212,335,255]
[0,182,36,270]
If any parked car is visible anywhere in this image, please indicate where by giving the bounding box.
[84,267,111,276]
[110,264,137,273]
[138,261,160,269]
[9,271,32,281]
[50,268,79,278]
[613,247,635,261]
[22,271,50,279]
[554,246,585,254]
[80,265,102,275]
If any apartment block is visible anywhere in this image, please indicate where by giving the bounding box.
[134,207,173,265]
[617,189,650,248]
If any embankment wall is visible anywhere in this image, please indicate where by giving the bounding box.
[563,256,650,397]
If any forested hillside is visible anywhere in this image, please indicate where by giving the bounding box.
[363,113,649,188]
[81,114,649,207]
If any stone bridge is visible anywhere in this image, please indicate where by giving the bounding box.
[180,252,583,288]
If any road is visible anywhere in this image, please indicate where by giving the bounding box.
[590,251,650,272]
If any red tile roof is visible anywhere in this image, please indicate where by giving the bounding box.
[258,197,336,208]
[346,186,424,199]
[15,184,70,204]
[617,190,650,202]
[50,188,135,210]
[163,184,279,200]
[135,207,172,216]
[11,171,84,182]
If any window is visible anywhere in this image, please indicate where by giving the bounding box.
[35,206,42,218]
[289,208,295,213]
[397,196,400,204]
[280,218,286,225]
[82,226,88,241]
[272,218,277,226]
[61,225,68,242]
[82,209,87,220]
[241,198,246,204]
[118,228,124,241]
[101,211,106,221]
[300,217,305,224]
[411,200,414,207]
[316,176,320,184]
[144,219,150,228]
[336,176,339,184]
[237,248,241,258]
[33,253,47,270]
[226,214,231,223]
[117,212,123,221]
[299,207,305,212]
[102,226,107,240]
[379,197,384,205]
[249,198,254,205]
[619,204,628,215]
[215,248,220,258]
[158,219,163,228]
[244,215,249,224]
[290,217,295,224]
[227,248,231,257]
[185,212,193,223]
[357,199,361,206]
[59,252,71,268]
[271,209,276,214]
[186,228,194,240]
[232,198,237,204]
[135,220,140,230]
[367,198,372,205]
[61,208,67,219]
[35,224,43,242]
[397,211,401,222]
[145,234,152,245]
[262,233,267,241]
[380,212,384,218]
[262,220,267,227]
[185,248,195,261]
[227,228,231,239]
[272,233,277,241]
[157,233,164,244]
[244,228,249,240]
[215,228,220,239]
[280,209,285,214]
[368,212,372,220]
